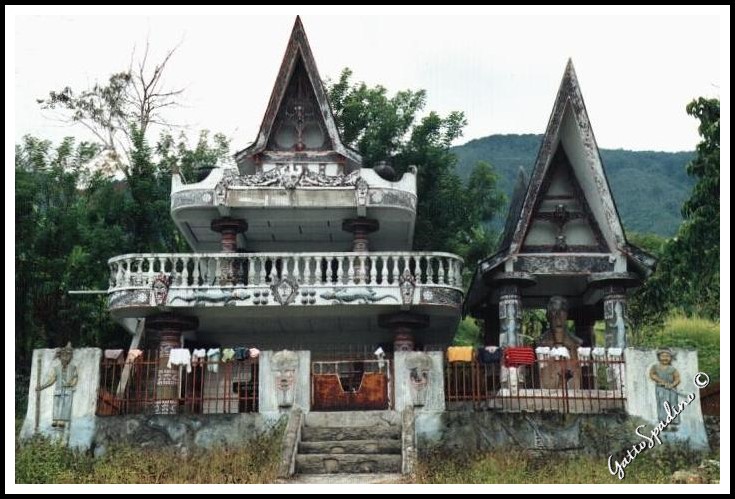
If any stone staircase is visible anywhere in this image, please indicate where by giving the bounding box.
[295,411,403,475]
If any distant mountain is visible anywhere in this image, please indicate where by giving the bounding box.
[452,134,695,236]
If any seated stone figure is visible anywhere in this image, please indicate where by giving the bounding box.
[537,296,583,390]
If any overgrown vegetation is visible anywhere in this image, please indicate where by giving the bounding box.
[16,430,282,484]
[414,446,713,484]
[630,313,720,381]
[629,98,720,327]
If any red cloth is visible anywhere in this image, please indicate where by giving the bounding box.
[504,347,536,367]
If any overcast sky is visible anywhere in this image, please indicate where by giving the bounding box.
[13,13,721,153]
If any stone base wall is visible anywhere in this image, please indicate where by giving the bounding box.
[416,412,709,455]
[92,413,283,457]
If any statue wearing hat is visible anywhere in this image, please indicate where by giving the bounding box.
[36,342,78,428]
[649,348,681,429]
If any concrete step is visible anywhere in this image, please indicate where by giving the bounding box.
[304,410,400,428]
[295,454,402,474]
[301,425,401,442]
[276,473,407,484]
[299,439,402,455]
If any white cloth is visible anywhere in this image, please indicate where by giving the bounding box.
[105,349,124,359]
[206,348,221,373]
[248,347,261,359]
[607,347,624,358]
[592,347,606,359]
[192,348,207,366]
[168,348,192,373]
[577,347,592,360]
[535,346,551,357]
[550,346,570,359]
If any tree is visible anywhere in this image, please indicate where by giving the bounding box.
[629,98,720,326]
[38,42,184,175]
[326,69,505,261]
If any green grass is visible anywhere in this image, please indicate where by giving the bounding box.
[631,313,720,381]
[414,447,712,484]
[16,429,283,484]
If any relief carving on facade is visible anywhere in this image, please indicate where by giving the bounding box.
[405,353,433,407]
[272,350,300,408]
[399,268,417,306]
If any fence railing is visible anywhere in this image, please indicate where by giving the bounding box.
[444,357,625,414]
[108,252,463,291]
[96,351,258,416]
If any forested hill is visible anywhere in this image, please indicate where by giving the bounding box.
[452,134,694,236]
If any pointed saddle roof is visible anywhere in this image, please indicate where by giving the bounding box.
[482,59,655,276]
[235,16,362,170]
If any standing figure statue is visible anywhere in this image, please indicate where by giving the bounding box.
[37,342,78,428]
[649,348,681,430]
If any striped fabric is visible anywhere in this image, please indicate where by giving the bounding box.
[503,346,536,367]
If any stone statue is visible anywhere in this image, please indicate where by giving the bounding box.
[537,296,583,389]
[36,342,78,428]
[649,348,681,430]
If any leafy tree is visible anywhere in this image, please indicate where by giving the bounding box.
[14,130,230,369]
[629,98,720,326]
[326,68,505,261]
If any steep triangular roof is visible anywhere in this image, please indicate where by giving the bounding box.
[234,16,361,169]
[481,59,655,275]
[510,59,625,254]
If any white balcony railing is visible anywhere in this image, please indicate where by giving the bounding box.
[108,252,463,292]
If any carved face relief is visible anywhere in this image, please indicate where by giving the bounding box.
[272,350,299,408]
[152,274,171,306]
[355,178,369,206]
[406,353,433,407]
[279,164,304,190]
[271,277,299,305]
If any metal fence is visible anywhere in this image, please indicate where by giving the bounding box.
[97,351,258,416]
[444,357,625,413]
[311,360,391,411]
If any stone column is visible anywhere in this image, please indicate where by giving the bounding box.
[379,312,430,352]
[602,286,628,349]
[211,217,248,252]
[497,285,522,347]
[588,273,640,349]
[211,217,248,284]
[146,314,198,415]
[486,272,537,347]
[342,218,379,252]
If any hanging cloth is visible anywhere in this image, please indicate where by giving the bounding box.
[478,346,503,364]
[503,346,536,367]
[167,348,192,373]
[192,348,207,366]
[206,348,221,373]
[447,346,474,363]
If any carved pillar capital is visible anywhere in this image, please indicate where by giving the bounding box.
[379,312,430,352]
[342,217,379,252]
[211,217,248,252]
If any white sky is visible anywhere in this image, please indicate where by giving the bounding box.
[12,11,722,153]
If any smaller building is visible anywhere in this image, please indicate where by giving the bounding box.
[464,60,656,351]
